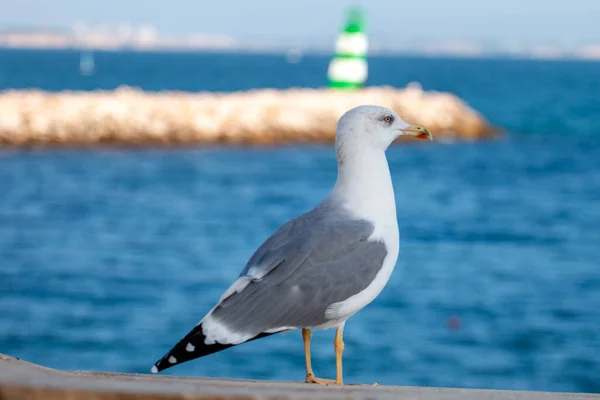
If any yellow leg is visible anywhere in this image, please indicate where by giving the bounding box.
[334,327,345,385]
[304,326,378,387]
[302,328,314,379]
[303,328,334,385]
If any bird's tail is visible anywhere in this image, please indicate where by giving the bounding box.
[151,322,275,373]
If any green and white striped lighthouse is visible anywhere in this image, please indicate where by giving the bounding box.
[327,7,368,90]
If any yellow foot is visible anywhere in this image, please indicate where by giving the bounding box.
[305,374,337,385]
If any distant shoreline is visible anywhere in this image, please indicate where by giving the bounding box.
[1,44,599,63]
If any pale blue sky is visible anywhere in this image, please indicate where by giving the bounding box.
[1,0,599,47]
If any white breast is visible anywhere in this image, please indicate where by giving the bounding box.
[319,145,401,327]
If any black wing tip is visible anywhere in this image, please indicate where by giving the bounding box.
[150,324,278,374]
[150,322,230,373]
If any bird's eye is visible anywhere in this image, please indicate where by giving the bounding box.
[383,115,394,124]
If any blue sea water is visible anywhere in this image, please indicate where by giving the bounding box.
[0,50,599,393]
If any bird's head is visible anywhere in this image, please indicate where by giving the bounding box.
[335,105,433,152]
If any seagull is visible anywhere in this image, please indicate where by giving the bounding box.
[150,105,432,385]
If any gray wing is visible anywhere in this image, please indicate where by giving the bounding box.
[150,202,388,373]
[211,202,388,335]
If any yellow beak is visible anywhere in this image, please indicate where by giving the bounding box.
[403,124,433,140]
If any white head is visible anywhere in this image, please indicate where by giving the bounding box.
[335,105,432,155]
[331,105,432,220]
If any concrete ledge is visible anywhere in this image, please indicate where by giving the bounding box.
[1,354,598,400]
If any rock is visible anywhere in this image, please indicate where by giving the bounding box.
[0,85,498,148]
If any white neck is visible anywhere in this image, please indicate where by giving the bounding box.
[330,145,397,224]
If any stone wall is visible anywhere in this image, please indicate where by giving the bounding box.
[0,84,496,147]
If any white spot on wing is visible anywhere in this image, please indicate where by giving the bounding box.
[186,343,195,352]
[218,276,251,302]
[202,314,254,345]
[168,356,177,364]
[150,365,158,374]
[264,326,295,334]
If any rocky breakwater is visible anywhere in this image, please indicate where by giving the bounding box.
[0,84,496,147]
